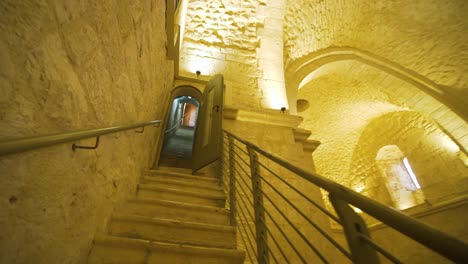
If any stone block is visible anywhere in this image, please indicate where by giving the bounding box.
[264,6,285,18]
[264,17,283,31]
[266,0,286,8]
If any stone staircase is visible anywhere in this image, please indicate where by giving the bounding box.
[88,169,245,264]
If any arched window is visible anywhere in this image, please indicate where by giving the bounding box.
[375,145,425,210]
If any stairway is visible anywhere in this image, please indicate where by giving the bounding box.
[88,169,245,264]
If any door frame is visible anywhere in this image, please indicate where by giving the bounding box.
[152,85,203,168]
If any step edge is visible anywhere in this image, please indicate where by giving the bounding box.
[93,235,245,258]
[126,198,230,214]
[138,184,226,200]
[111,214,236,233]
[140,177,223,191]
[147,170,218,181]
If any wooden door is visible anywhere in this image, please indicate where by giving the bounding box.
[192,74,224,173]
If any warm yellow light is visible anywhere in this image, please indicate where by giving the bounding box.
[440,134,460,153]
[184,57,223,77]
[265,90,289,110]
[259,81,289,110]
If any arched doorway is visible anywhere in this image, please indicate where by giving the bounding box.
[159,86,202,168]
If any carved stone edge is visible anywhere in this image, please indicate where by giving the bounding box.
[223,107,303,129]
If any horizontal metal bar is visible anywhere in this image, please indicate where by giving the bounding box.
[259,174,352,260]
[232,150,250,167]
[233,184,255,220]
[233,166,254,195]
[358,234,403,264]
[264,250,278,264]
[234,192,258,261]
[260,200,308,264]
[257,161,341,224]
[1,120,161,156]
[232,159,252,182]
[232,142,249,155]
[261,189,329,263]
[224,130,468,263]
[262,222,290,263]
[237,220,256,264]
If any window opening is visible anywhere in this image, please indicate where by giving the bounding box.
[376,145,425,210]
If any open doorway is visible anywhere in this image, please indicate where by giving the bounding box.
[156,76,224,172]
[159,90,201,168]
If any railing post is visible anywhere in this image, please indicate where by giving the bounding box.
[228,135,237,226]
[330,194,379,264]
[248,146,269,264]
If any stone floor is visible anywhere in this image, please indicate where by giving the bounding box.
[159,127,195,168]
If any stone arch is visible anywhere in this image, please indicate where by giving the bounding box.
[153,85,203,166]
[348,110,467,206]
[170,85,203,102]
[286,47,467,152]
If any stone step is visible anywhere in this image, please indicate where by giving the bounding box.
[146,169,218,184]
[137,184,225,207]
[108,215,237,249]
[140,176,224,195]
[88,235,245,264]
[154,166,193,174]
[116,198,231,225]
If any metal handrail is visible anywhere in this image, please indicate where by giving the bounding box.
[258,173,351,259]
[224,130,468,263]
[165,114,185,133]
[0,120,161,156]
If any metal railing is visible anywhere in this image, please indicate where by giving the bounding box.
[165,115,185,133]
[0,120,161,156]
[221,130,468,263]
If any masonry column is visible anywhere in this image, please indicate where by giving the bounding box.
[256,0,289,110]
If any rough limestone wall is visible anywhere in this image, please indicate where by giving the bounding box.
[297,69,467,261]
[0,1,172,263]
[298,69,467,200]
[298,73,405,186]
[350,111,467,206]
[180,0,263,109]
[284,0,468,91]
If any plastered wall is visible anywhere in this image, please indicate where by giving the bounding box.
[0,1,172,263]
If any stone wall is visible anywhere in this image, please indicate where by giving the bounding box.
[284,0,468,91]
[180,0,263,109]
[350,111,467,206]
[0,1,172,263]
[283,0,468,149]
[296,63,467,261]
[223,113,349,263]
[297,68,467,204]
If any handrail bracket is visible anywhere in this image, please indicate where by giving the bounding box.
[72,136,100,151]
